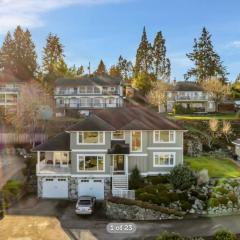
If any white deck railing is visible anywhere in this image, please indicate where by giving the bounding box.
[112,189,135,200]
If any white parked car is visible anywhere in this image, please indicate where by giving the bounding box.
[234,100,240,111]
[75,196,96,215]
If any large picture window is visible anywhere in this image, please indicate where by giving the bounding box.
[153,152,175,167]
[78,155,104,171]
[131,131,142,152]
[154,130,175,143]
[111,130,125,140]
[78,131,105,144]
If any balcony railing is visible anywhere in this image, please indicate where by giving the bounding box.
[56,102,121,109]
[37,160,71,174]
[0,87,19,92]
[55,90,119,95]
[112,189,135,200]
[174,95,208,101]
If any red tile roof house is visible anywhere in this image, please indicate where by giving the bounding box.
[33,107,185,200]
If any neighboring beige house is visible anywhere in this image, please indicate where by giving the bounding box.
[232,139,240,160]
[0,74,23,115]
[163,81,216,113]
[33,107,185,200]
[54,74,124,117]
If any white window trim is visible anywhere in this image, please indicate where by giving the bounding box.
[153,130,176,144]
[77,154,105,172]
[77,131,105,145]
[111,131,125,140]
[153,152,176,167]
[130,130,142,152]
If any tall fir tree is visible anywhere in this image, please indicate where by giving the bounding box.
[95,59,107,75]
[116,55,133,81]
[185,27,228,83]
[42,33,65,86]
[109,65,121,78]
[134,27,153,75]
[0,26,37,80]
[152,31,171,81]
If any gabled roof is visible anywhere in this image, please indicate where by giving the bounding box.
[33,132,70,151]
[232,139,240,145]
[67,107,185,131]
[55,74,121,87]
[173,81,203,91]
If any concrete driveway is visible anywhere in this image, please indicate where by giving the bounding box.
[7,195,240,240]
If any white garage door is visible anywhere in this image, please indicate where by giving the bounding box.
[78,179,104,200]
[42,178,68,199]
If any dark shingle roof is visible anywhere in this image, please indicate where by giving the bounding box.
[173,81,203,91]
[32,132,70,151]
[0,73,23,84]
[67,107,185,131]
[233,139,240,145]
[55,74,121,87]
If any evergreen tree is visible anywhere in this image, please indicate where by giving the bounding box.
[152,31,171,81]
[0,26,37,80]
[134,27,153,75]
[77,65,84,76]
[109,65,121,78]
[235,73,240,83]
[42,33,65,86]
[0,31,14,72]
[185,27,228,83]
[116,55,133,81]
[42,33,65,75]
[95,59,107,75]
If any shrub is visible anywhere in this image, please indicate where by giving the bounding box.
[197,169,209,186]
[156,232,184,240]
[218,196,228,205]
[213,229,237,240]
[173,104,194,115]
[208,198,220,208]
[180,200,192,211]
[169,165,197,190]
[137,193,156,203]
[228,192,238,205]
[129,166,143,190]
[216,187,229,195]
[167,192,179,202]
[229,181,239,188]
[145,175,170,185]
[177,192,189,201]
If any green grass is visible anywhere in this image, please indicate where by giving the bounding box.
[171,113,239,120]
[185,155,240,178]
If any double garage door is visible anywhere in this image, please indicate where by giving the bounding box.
[42,178,68,199]
[78,179,104,200]
[41,177,104,200]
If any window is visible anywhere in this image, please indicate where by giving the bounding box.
[78,155,104,172]
[154,130,175,143]
[131,131,142,152]
[153,153,175,167]
[79,86,86,93]
[78,131,105,144]
[111,131,125,140]
[87,86,93,93]
[94,86,100,93]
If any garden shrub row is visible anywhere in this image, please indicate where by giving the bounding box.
[108,197,184,217]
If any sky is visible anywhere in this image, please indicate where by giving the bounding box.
[0,0,240,82]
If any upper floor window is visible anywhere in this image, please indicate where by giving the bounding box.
[111,130,125,140]
[153,152,175,167]
[78,155,104,171]
[94,86,101,93]
[78,131,105,144]
[154,130,175,143]
[131,131,142,152]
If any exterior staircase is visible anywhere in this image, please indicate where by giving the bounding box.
[112,174,128,190]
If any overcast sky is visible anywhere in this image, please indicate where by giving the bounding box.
[0,0,240,81]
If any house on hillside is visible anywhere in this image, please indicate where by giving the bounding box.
[33,107,185,200]
[232,139,240,161]
[164,81,216,113]
[54,75,124,117]
[0,74,23,116]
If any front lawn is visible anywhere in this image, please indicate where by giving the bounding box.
[185,155,240,178]
[171,113,239,120]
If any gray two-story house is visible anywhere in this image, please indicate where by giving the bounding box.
[54,74,124,117]
[34,107,185,200]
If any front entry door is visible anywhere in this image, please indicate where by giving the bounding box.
[112,155,125,174]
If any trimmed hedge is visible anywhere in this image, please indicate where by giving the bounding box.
[107,197,184,217]
[213,230,237,240]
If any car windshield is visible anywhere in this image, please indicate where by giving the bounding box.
[79,200,91,205]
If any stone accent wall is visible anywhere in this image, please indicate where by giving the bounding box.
[104,177,111,198]
[69,177,78,199]
[106,201,182,220]
[37,177,43,198]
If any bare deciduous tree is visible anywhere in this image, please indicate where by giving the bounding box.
[222,121,232,143]
[147,80,172,112]
[201,77,230,112]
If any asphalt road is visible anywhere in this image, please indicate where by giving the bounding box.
[8,197,240,240]
[0,149,25,188]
